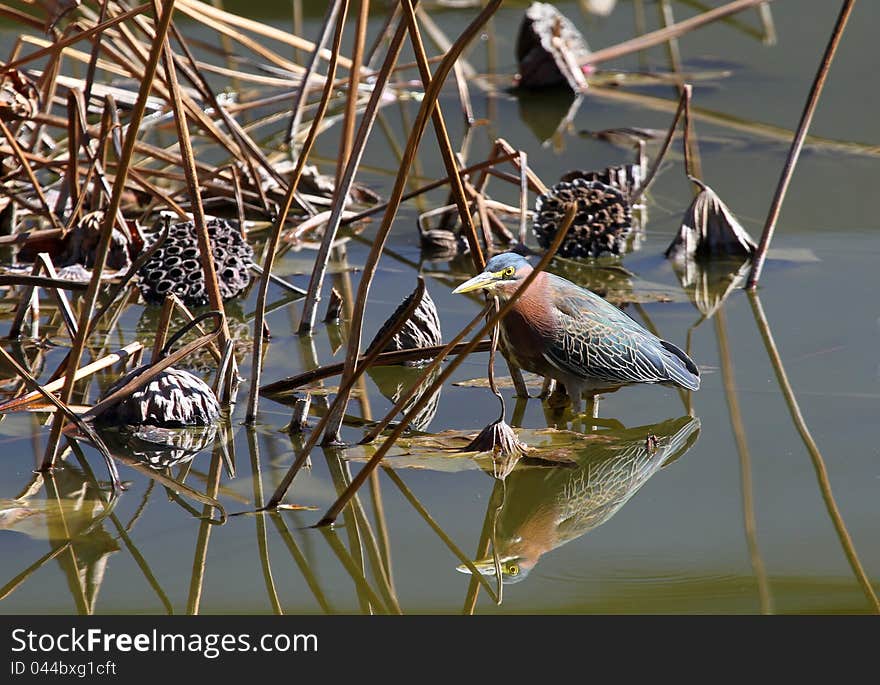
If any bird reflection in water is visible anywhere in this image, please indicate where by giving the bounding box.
[0,466,119,612]
[458,415,700,584]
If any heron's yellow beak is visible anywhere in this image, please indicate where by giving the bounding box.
[455,558,500,576]
[452,271,500,294]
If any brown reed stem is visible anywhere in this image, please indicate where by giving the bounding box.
[319,528,394,614]
[715,309,772,614]
[297,6,412,336]
[382,466,500,602]
[0,119,63,231]
[335,0,370,190]
[631,86,687,204]
[320,0,502,443]
[158,11,230,351]
[244,0,351,425]
[0,4,151,73]
[518,151,528,244]
[40,0,179,471]
[359,305,492,445]
[178,0,355,69]
[82,0,111,107]
[151,294,177,363]
[401,0,486,268]
[0,342,142,414]
[245,429,283,614]
[285,0,345,148]
[681,84,697,180]
[340,152,517,225]
[582,0,774,67]
[368,472,394,589]
[463,479,502,613]
[269,513,333,613]
[186,451,222,614]
[0,274,87,292]
[746,0,855,289]
[0,346,120,489]
[34,254,77,338]
[260,338,494,397]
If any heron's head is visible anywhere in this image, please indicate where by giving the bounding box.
[452,252,533,295]
[455,555,533,585]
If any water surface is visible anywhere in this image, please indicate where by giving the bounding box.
[0,0,878,614]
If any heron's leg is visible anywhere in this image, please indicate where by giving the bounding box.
[511,396,528,427]
[567,381,584,414]
[586,394,599,432]
[545,382,570,409]
[538,376,556,399]
[500,350,529,398]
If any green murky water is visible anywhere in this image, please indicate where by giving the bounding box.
[1,0,878,614]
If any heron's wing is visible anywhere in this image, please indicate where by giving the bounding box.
[542,276,691,386]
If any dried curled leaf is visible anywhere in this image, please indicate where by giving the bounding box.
[665,179,757,260]
[59,211,132,271]
[515,2,591,90]
[0,70,39,121]
[366,282,442,365]
[23,0,82,30]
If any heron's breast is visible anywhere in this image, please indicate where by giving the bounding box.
[499,277,557,370]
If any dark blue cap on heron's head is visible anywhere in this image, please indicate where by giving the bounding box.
[483,252,532,274]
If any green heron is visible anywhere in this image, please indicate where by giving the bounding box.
[453,252,700,409]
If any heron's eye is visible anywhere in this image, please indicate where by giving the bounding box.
[507,564,519,576]
[502,266,516,278]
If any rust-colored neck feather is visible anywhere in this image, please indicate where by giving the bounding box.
[496,271,555,331]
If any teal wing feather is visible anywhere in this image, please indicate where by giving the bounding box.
[541,274,699,390]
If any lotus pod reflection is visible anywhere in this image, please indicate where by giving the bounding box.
[97,424,219,470]
[457,415,700,583]
[136,301,251,376]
